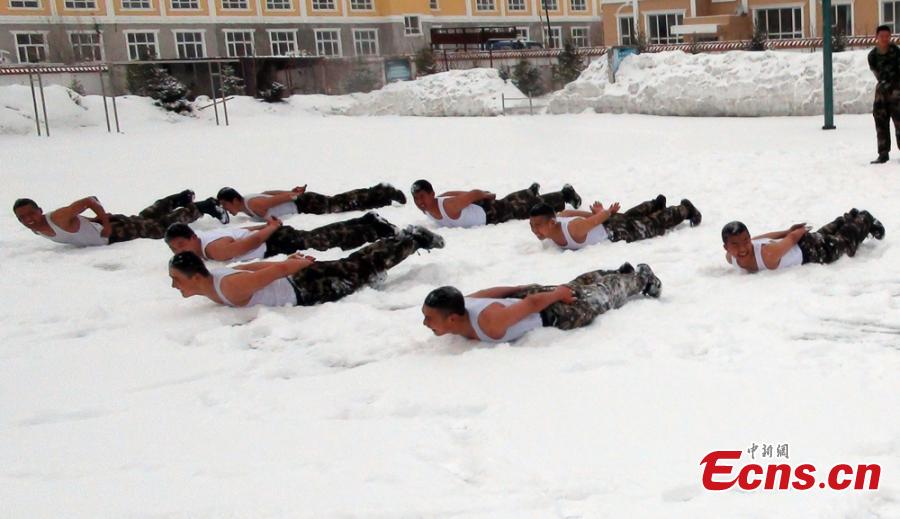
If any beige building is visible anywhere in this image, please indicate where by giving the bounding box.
[600,0,887,46]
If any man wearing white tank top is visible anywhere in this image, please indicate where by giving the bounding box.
[421,263,661,343]
[529,195,701,250]
[169,225,445,307]
[409,179,582,228]
[164,212,398,263]
[722,208,885,273]
[13,191,227,247]
[215,183,406,222]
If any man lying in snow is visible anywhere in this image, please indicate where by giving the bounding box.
[421,263,661,343]
[164,212,398,263]
[410,179,582,229]
[528,194,701,251]
[13,190,227,247]
[169,226,444,307]
[215,183,407,222]
[722,209,885,272]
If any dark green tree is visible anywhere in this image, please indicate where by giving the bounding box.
[415,47,438,76]
[552,41,585,87]
[511,59,544,97]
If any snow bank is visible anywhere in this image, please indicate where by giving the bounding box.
[549,50,875,116]
[339,68,523,117]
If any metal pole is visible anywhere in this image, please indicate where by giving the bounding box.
[37,72,50,137]
[207,61,220,125]
[219,62,230,126]
[822,0,836,130]
[28,73,42,136]
[99,69,111,133]
[544,2,554,49]
[529,94,533,115]
[501,92,505,114]
[111,87,121,133]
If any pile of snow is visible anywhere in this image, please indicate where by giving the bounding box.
[549,50,876,116]
[338,68,525,117]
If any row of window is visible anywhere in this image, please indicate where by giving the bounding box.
[12,28,384,62]
[7,0,590,10]
[616,5,864,46]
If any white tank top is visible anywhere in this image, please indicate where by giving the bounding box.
[211,268,298,307]
[464,297,543,343]
[730,239,803,272]
[431,197,488,228]
[43,212,109,247]
[197,228,267,262]
[557,217,609,250]
[244,193,297,221]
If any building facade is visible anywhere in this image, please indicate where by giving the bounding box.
[0,0,603,63]
[600,0,888,46]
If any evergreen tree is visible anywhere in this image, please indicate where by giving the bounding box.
[415,47,438,76]
[127,63,192,113]
[749,23,767,51]
[259,82,286,103]
[831,26,848,53]
[511,59,544,97]
[552,41,585,87]
[219,65,245,96]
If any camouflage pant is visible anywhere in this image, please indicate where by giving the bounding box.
[290,233,420,306]
[798,209,878,264]
[478,186,566,224]
[108,192,201,244]
[873,85,900,155]
[294,183,402,214]
[507,267,647,330]
[605,198,688,243]
[264,213,396,256]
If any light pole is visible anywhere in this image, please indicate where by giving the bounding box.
[822,0,836,129]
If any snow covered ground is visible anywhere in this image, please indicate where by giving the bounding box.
[2,105,899,517]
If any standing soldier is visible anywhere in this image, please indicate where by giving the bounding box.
[869,25,900,164]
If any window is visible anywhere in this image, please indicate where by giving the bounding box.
[225,30,254,56]
[170,0,198,8]
[121,0,150,8]
[266,0,290,8]
[65,0,96,8]
[429,0,438,8]
[353,29,379,56]
[350,0,371,8]
[753,7,801,40]
[541,0,557,10]
[476,0,494,10]
[10,0,40,7]
[570,0,585,11]
[312,0,334,9]
[70,32,102,61]
[15,33,47,63]
[832,3,852,36]
[508,0,524,10]
[571,27,589,47]
[315,29,341,56]
[222,0,247,8]
[175,31,205,58]
[647,12,684,44]
[404,15,421,36]
[619,16,636,45]
[516,27,529,40]
[885,1,900,33]
[542,26,561,48]
[126,31,158,60]
[268,30,297,55]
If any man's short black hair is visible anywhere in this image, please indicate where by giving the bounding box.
[165,223,197,243]
[529,203,557,219]
[217,187,243,203]
[411,179,434,195]
[721,221,749,243]
[424,286,466,316]
[169,251,211,277]
[13,198,38,212]
[877,25,892,35]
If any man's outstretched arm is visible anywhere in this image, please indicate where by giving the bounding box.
[54,196,111,235]
[479,286,574,340]
[761,227,808,269]
[467,286,527,299]
[440,190,495,218]
[206,218,282,261]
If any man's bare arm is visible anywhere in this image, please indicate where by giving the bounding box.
[752,223,807,241]
[565,201,620,242]
[441,190,495,218]
[53,197,111,235]
[206,219,282,261]
[222,257,313,303]
[480,287,574,340]
[761,227,807,269]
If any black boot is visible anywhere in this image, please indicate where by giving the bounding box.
[195,197,229,224]
[637,264,662,298]
[871,154,889,164]
[361,212,399,237]
[562,184,582,209]
[403,225,445,250]
[681,199,702,227]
